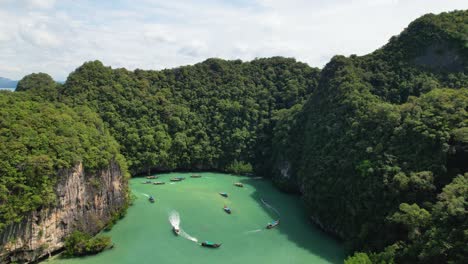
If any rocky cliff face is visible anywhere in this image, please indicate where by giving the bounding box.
[272,158,301,193]
[0,160,126,263]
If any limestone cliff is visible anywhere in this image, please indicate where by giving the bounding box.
[272,158,301,193]
[0,160,127,263]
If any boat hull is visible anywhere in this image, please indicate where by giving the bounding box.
[266,220,279,229]
[201,242,221,248]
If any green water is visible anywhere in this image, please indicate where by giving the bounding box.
[44,172,344,264]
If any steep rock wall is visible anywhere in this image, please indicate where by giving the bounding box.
[0,160,126,263]
[271,157,301,194]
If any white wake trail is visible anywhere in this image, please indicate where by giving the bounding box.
[168,211,198,243]
[245,229,262,234]
[180,230,198,242]
[169,211,180,229]
[261,198,281,217]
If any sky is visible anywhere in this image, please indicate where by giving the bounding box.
[0,0,466,81]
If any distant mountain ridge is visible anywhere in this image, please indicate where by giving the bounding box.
[0,77,18,88]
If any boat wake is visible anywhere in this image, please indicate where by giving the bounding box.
[244,229,262,234]
[261,198,281,217]
[181,230,198,242]
[169,211,198,243]
[141,193,150,198]
[169,211,180,229]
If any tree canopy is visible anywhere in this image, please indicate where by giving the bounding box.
[1,9,466,263]
[269,10,467,263]
[0,92,127,232]
[59,57,320,175]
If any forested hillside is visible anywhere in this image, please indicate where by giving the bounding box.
[58,57,320,174]
[0,92,128,232]
[269,10,467,263]
[2,9,466,264]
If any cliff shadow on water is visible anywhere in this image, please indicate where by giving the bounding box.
[239,178,346,264]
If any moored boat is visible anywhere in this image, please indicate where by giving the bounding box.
[219,192,228,198]
[143,180,152,184]
[170,178,182,182]
[201,241,221,248]
[223,205,232,214]
[266,220,279,229]
[190,174,201,178]
[234,182,243,187]
[153,181,165,185]
[146,175,157,179]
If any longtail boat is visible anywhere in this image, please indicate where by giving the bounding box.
[266,220,279,229]
[223,205,232,214]
[201,241,221,248]
[173,226,180,235]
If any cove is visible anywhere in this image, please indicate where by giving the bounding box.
[43,172,345,264]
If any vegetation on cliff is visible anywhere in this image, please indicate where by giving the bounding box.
[58,57,320,174]
[0,9,466,263]
[271,10,467,263]
[0,92,128,232]
[64,231,112,257]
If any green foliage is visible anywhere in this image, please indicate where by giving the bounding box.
[59,58,320,174]
[416,173,468,264]
[16,73,55,92]
[267,10,467,263]
[16,73,59,100]
[104,194,132,231]
[0,9,466,264]
[64,231,112,257]
[225,160,253,175]
[0,92,127,232]
[345,252,372,264]
[452,127,468,142]
[388,203,431,240]
[269,103,305,192]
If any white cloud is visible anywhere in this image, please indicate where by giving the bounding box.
[143,24,176,44]
[178,40,208,57]
[27,0,56,9]
[0,31,11,42]
[19,23,62,48]
[0,64,22,73]
[0,0,466,80]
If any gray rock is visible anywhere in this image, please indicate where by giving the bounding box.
[0,160,126,263]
